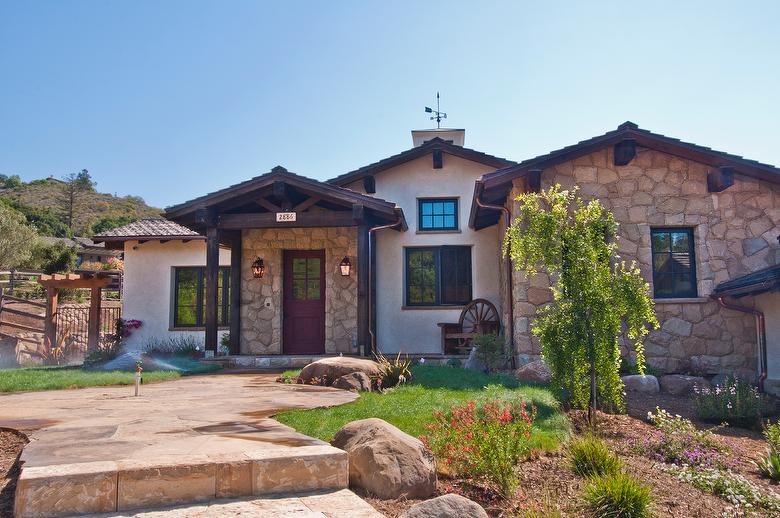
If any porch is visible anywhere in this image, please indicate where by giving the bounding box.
[164,167,407,357]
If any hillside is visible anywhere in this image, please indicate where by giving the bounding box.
[0,176,161,236]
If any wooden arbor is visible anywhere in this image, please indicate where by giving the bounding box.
[164,166,407,355]
[37,273,112,352]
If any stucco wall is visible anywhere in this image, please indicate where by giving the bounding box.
[346,154,503,354]
[755,292,780,393]
[240,227,358,355]
[508,147,780,380]
[121,240,230,349]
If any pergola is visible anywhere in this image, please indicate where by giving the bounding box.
[165,166,406,355]
[38,273,113,351]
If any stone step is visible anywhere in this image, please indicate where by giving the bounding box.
[15,445,349,518]
[73,489,385,517]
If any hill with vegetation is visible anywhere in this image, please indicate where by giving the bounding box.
[0,172,161,237]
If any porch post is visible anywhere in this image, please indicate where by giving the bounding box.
[87,286,102,352]
[44,287,59,352]
[229,231,242,355]
[205,226,220,354]
[357,224,369,355]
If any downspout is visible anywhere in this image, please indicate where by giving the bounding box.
[714,294,767,392]
[368,215,404,356]
[474,180,516,369]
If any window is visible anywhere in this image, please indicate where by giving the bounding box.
[651,228,697,298]
[291,256,321,300]
[418,198,458,231]
[173,267,231,327]
[406,246,472,306]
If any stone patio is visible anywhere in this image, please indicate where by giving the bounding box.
[0,374,368,518]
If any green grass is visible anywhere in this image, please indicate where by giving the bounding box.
[584,472,653,518]
[0,358,221,393]
[276,365,569,451]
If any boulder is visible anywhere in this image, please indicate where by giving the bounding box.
[333,371,372,392]
[621,374,660,393]
[299,357,383,385]
[659,374,709,396]
[399,494,488,518]
[332,418,436,499]
[514,360,552,384]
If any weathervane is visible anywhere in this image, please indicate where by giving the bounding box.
[424,92,447,129]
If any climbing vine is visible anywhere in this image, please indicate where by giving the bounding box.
[503,185,657,425]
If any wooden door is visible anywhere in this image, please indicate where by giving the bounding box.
[283,250,325,354]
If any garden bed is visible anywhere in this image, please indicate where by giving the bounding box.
[279,365,780,517]
[0,428,27,517]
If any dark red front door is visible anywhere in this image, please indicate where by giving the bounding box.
[283,250,326,354]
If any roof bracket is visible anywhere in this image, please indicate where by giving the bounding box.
[613,139,637,166]
[432,149,443,169]
[363,175,376,194]
[527,169,542,192]
[707,166,735,192]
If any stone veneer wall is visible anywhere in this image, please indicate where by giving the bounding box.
[508,147,780,380]
[240,227,358,355]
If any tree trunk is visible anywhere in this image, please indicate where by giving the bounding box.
[585,314,597,430]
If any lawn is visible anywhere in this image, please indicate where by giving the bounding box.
[0,358,220,393]
[275,365,570,451]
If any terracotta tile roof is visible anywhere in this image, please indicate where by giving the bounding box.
[92,218,202,241]
[713,263,780,297]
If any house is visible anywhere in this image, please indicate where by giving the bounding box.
[39,236,122,265]
[94,123,780,393]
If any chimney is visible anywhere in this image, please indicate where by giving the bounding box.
[411,128,465,147]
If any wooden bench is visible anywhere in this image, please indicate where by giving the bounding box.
[438,298,500,354]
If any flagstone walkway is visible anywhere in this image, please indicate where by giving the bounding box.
[0,374,371,517]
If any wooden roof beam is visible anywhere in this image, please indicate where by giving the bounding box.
[707,166,735,192]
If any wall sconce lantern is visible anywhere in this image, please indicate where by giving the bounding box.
[339,256,351,277]
[251,258,265,278]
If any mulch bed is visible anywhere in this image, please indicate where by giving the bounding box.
[0,428,28,517]
[363,391,780,517]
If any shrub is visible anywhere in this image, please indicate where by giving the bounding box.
[446,357,462,368]
[568,435,622,478]
[584,472,653,518]
[472,333,506,372]
[673,465,780,512]
[421,399,536,499]
[639,407,726,468]
[756,420,780,481]
[375,351,412,388]
[144,335,203,357]
[693,377,766,428]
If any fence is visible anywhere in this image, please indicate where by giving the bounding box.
[54,304,122,352]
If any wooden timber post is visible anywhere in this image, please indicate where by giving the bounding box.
[205,226,220,354]
[87,286,102,351]
[229,231,242,355]
[44,286,59,352]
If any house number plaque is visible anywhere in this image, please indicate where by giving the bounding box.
[276,212,297,222]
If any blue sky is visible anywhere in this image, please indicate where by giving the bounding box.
[1,1,778,208]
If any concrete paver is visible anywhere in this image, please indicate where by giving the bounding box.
[0,374,361,517]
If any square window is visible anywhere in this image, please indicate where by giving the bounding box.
[418,199,458,231]
[650,228,697,298]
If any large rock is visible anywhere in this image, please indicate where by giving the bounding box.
[332,418,436,499]
[659,374,710,396]
[514,360,552,383]
[333,372,372,392]
[621,374,660,393]
[299,357,383,385]
[399,494,488,518]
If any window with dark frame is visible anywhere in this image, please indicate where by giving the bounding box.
[173,266,231,327]
[406,246,472,306]
[650,228,697,298]
[418,198,458,231]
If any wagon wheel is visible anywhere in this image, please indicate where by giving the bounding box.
[457,298,500,349]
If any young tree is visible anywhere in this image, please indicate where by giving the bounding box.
[503,185,657,427]
[61,169,95,232]
[0,204,38,268]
